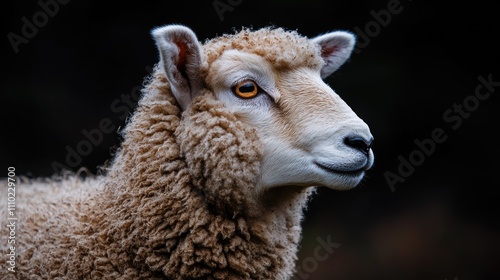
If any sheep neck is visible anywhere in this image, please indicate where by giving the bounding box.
[92,72,313,278]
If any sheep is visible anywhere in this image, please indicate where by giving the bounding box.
[0,24,374,279]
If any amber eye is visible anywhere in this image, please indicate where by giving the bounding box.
[232,80,259,99]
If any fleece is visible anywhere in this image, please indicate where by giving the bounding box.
[0,27,319,280]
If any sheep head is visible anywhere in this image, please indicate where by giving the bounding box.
[151,25,373,211]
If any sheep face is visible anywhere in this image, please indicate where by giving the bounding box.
[152,25,374,196]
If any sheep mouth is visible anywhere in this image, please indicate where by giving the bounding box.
[314,161,366,177]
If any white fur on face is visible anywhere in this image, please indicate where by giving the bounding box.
[208,50,373,192]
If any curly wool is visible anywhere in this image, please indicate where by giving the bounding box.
[0,175,104,279]
[1,67,313,279]
[202,27,323,73]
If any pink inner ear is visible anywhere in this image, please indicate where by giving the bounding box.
[321,45,338,58]
[175,40,187,72]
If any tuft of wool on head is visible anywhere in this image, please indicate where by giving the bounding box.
[202,27,324,73]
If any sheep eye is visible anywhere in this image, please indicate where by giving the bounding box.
[232,80,259,99]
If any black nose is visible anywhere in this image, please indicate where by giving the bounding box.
[344,136,374,155]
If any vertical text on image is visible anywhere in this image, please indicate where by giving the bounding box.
[6,167,17,273]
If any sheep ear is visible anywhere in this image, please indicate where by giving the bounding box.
[312,31,356,79]
[152,25,203,110]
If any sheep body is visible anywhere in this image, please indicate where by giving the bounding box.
[1,70,311,279]
[1,25,372,279]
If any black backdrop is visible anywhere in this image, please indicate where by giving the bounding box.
[2,0,499,279]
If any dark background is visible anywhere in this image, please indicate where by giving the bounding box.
[2,0,499,279]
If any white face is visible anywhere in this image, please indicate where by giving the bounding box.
[208,50,374,192]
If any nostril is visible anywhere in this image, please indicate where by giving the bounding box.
[344,136,374,155]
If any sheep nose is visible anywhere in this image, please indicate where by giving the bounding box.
[344,135,374,155]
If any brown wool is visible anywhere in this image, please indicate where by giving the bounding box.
[0,27,328,280]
